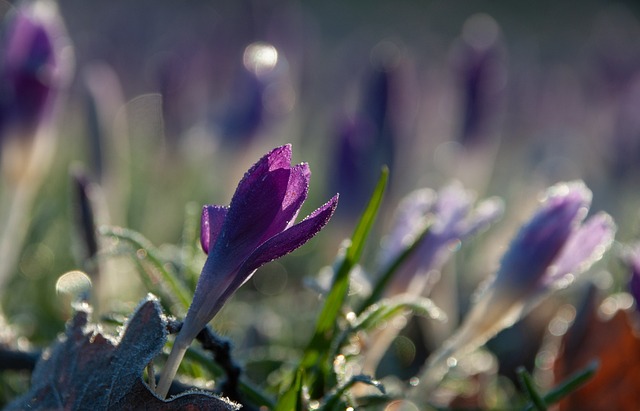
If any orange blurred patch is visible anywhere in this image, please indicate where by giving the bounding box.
[552,293,640,411]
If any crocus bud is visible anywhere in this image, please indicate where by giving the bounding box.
[452,13,507,149]
[216,42,288,145]
[156,144,338,398]
[418,181,616,393]
[0,0,72,183]
[622,245,640,310]
[379,181,503,296]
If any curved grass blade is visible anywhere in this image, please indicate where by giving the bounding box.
[100,225,192,311]
[356,219,433,315]
[320,375,385,411]
[274,368,306,411]
[313,166,388,337]
[518,366,547,411]
[286,166,388,400]
[352,296,446,334]
[521,360,598,411]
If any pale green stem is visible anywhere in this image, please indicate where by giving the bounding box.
[156,331,190,399]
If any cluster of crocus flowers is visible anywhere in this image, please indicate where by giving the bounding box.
[416,180,616,394]
[156,145,338,398]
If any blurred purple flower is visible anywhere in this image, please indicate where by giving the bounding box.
[157,144,337,397]
[215,42,291,145]
[216,67,265,143]
[451,13,507,149]
[331,117,378,216]
[0,0,72,186]
[607,73,640,180]
[491,182,614,299]
[623,245,640,310]
[0,1,66,140]
[330,48,401,217]
[380,181,504,296]
[589,6,640,96]
[421,181,616,390]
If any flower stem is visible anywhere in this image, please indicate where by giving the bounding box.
[156,333,190,399]
[0,180,38,291]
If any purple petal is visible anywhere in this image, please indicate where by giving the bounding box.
[1,5,59,135]
[394,185,474,290]
[214,146,293,260]
[232,144,291,202]
[378,188,437,268]
[184,194,338,339]
[544,212,616,288]
[240,194,339,273]
[493,181,591,291]
[460,197,504,238]
[625,245,640,309]
[200,205,228,254]
[431,182,474,238]
[283,163,311,229]
[260,162,310,238]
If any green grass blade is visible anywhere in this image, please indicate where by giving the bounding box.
[521,360,598,411]
[320,375,385,410]
[274,368,306,411]
[100,225,193,311]
[296,167,388,396]
[179,202,204,290]
[518,366,547,411]
[356,218,432,315]
[352,296,446,333]
[308,166,388,348]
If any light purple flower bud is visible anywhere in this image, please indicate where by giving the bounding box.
[492,182,591,294]
[420,181,616,390]
[381,181,503,295]
[187,144,337,341]
[622,245,640,310]
[0,1,67,140]
[216,42,288,145]
[451,13,507,148]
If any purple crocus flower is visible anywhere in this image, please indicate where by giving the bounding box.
[622,245,640,310]
[330,45,402,218]
[361,182,502,377]
[451,13,507,149]
[379,181,504,296]
[156,144,338,398]
[419,181,616,392]
[0,1,66,141]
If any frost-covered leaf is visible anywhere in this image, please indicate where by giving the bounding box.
[6,295,237,410]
